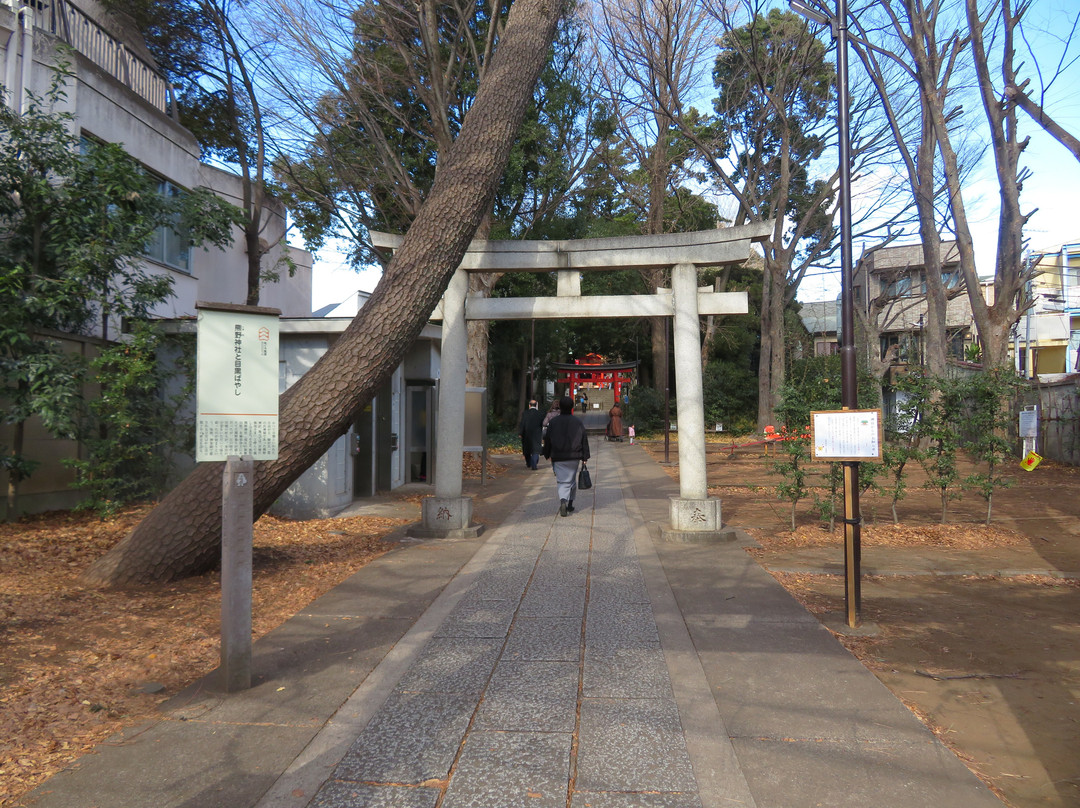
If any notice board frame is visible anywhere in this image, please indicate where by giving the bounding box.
[810,408,883,461]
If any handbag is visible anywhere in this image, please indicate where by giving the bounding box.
[578,462,593,490]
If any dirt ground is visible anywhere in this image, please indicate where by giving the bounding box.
[0,457,501,807]
[2,445,1078,807]
[644,438,1080,808]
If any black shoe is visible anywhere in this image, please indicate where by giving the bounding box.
[559,499,568,517]
[567,502,575,513]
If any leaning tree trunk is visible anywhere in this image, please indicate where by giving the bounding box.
[82,0,564,586]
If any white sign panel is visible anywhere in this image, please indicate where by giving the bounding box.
[196,307,280,461]
[1019,407,1038,439]
[811,409,883,461]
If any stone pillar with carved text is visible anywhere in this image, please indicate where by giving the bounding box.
[410,268,482,538]
[664,262,724,540]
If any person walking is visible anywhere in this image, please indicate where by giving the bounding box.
[542,398,560,433]
[606,399,624,442]
[542,395,590,516]
[518,399,544,470]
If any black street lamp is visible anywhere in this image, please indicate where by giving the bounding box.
[791,0,862,627]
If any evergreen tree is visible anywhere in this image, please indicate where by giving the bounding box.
[0,74,238,518]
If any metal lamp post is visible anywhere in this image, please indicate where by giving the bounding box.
[791,0,862,626]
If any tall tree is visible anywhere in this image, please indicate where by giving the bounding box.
[848,0,969,375]
[1001,1,1080,164]
[586,0,718,388]
[852,0,1046,369]
[82,0,566,586]
[270,0,605,388]
[669,4,844,426]
[961,0,1080,365]
[104,0,286,305]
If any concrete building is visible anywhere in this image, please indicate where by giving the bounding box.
[798,300,841,357]
[800,241,983,368]
[1022,243,1080,377]
[271,295,443,520]
[0,0,312,516]
[853,241,980,369]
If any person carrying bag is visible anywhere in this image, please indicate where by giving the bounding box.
[542,396,591,517]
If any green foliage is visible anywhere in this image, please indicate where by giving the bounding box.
[66,325,195,516]
[772,432,812,531]
[878,440,915,524]
[277,1,611,264]
[915,374,965,523]
[770,361,835,530]
[104,0,248,166]
[708,9,836,252]
[624,386,665,432]
[486,427,521,453]
[810,461,843,530]
[961,367,1023,525]
[0,70,237,513]
[775,355,843,429]
[769,354,881,528]
[0,451,39,485]
[702,360,757,435]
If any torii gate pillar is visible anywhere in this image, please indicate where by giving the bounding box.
[408,269,483,539]
[664,263,722,540]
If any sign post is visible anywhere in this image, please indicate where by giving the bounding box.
[811,408,883,628]
[1019,405,1038,458]
[196,303,280,692]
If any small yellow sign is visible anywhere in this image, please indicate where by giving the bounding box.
[1020,451,1042,471]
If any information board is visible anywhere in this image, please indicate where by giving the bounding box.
[810,409,883,461]
[196,304,280,461]
[1019,407,1038,439]
[463,388,487,452]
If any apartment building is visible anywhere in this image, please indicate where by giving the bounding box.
[1023,243,1080,377]
[800,241,982,370]
[1,0,313,515]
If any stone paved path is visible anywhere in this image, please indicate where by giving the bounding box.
[306,444,709,807]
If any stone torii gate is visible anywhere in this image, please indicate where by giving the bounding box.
[372,223,772,540]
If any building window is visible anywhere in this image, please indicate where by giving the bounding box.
[144,179,192,273]
[884,275,912,297]
[881,333,920,364]
[1065,255,1080,289]
[79,138,192,274]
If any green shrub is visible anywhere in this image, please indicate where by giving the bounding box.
[624,386,665,432]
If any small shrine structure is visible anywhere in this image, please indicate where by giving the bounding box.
[553,353,638,402]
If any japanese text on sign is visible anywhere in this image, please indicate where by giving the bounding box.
[810,409,883,461]
[196,306,279,462]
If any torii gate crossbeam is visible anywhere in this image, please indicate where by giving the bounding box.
[372,224,772,540]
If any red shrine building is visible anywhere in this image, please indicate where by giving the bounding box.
[552,353,638,401]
